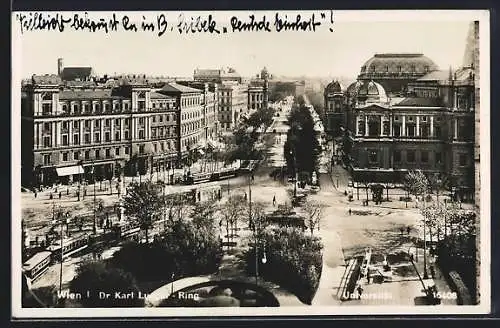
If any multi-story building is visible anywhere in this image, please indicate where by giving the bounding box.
[248,67,270,112]
[21,75,180,187]
[175,81,220,142]
[21,71,223,187]
[327,51,476,201]
[157,83,207,158]
[217,81,248,131]
[248,85,265,111]
[323,81,346,139]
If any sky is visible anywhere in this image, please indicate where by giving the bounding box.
[12,10,486,80]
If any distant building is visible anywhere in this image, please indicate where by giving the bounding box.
[57,58,94,82]
[218,81,248,131]
[323,80,346,138]
[193,67,242,83]
[248,67,270,112]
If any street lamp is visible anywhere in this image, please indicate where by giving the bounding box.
[57,210,70,294]
[422,195,428,280]
[289,148,298,198]
[92,160,97,235]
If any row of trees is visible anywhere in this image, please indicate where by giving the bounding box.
[284,97,322,179]
[224,107,275,165]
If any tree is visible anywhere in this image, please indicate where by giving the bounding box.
[245,107,276,131]
[284,104,321,176]
[404,170,429,207]
[221,195,246,245]
[122,181,163,244]
[69,261,144,307]
[160,220,224,276]
[370,184,385,204]
[244,226,323,304]
[303,200,323,236]
[191,199,219,230]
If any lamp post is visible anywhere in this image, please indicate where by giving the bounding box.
[422,193,428,280]
[58,210,70,294]
[92,161,97,235]
[163,154,167,233]
[290,147,298,198]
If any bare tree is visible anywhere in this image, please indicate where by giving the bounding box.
[303,200,323,236]
[220,195,246,245]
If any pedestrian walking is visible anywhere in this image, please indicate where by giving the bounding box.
[59,191,62,199]
[348,208,352,216]
[34,190,37,198]
[407,226,411,235]
[357,284,363,300]
[366,270,371,284]
[273,195,276,206]
[66,188,69,195]
[244,192,247,201]
[400,227,404,235]
[430,265,435,279]
[49,193,53,200]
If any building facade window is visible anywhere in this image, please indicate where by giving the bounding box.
[62,135,68,146]
[369,150,378,163]
[95,149,100,159]
[435,152,442,164]
[407,150,416,162]
[43,136,51,148]
[393,150,401,163]
[73,134,79,145]
[459,153,467,166]
[115,148,120,156]
[62,152,68,161]
[421,151,429,163]
[43,154,51,165]
[74,151,79,160]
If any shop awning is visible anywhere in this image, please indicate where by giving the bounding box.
[56,165,84,177]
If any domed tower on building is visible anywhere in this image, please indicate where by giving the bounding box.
[358,53,439,95]
[357,80,389,105]
[323,80,346,138]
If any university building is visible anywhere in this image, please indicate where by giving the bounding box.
[21,69,219,187]
[324,48,476,200]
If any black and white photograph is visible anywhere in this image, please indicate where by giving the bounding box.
[11,9,490,317]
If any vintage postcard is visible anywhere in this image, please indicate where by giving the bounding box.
[11,9,490,318]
